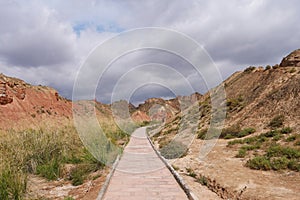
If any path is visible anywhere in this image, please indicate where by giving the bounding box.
[102,127,188,200]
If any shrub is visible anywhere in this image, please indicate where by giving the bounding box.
[237,128,256,138]
[264,130,280,138]
[270,157,289,170]
[266,145,300,159]
[268,115,284,129]
[265,65,271,70]
[246,156,271,170]
[241,144,261,151]
[280,127,293,134]
[227,139,244,146]
[294,141,300,146]
[196,175,208,186]
[286,135,297,142]
[220,125,241,138]
[272,134,283,141]
[236,149,247,158]
[160,141,188,159]
[186,168,197,178]
[288,160,300,171]
[244,66,256,73]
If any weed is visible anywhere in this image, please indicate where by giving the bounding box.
[186,168,197,178]
[280,127,293,134]
[268,115,284,129]
[286,135,297,142]
[196,175,208,186]
[236,148,247,158]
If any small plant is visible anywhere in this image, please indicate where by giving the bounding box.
[246,156,271,170]
[264,130,280,138]
[237,128,256,138]
[64,197,75,200]
[265,65,271,70]
[36,159,61,180]
[236,148,247,158]
[280,127,293,134]
[244,66,256,73]
[286,135,297,142]
[270,157,289,170]
[196,175,208,186]
[186,168,197,178]
[268,115,284,129]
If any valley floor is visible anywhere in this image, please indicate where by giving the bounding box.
[172,139,300,200]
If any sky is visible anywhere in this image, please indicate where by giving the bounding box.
[0,0,299,105]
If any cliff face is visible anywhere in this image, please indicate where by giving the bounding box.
[280,49,300,67]
[0,73,72,130]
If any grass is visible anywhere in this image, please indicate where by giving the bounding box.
[268,115,284,129]
[186,168,197,178]
[0,121,128,199]
[228,127,300,172]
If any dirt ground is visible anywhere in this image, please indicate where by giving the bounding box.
[26,168,109,200]
[172,139,300,200]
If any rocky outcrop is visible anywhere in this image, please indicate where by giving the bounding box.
[280,49,300,67]
[0,74,27,105]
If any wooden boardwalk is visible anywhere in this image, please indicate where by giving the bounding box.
[102,127,188,200]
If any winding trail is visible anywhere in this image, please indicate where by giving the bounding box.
[101,127,188,200]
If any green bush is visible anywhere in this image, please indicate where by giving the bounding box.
[286,135,297,142]
[268,115,284,129]
[246,156,271,170]
[241,144,261,151]
[270,157,289,170]
[236,149,247,158]
[237,128,256,138]
[266,145,300,159]
[265,65,271,70]
[280,127,293,134]
[272,134,283,141]
[160,141,188,159]
[220,125,241,138]
[287,160,300,171]
[263,130,280,138]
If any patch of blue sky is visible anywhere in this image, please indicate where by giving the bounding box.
[73,21,125,36]
[96,23,125,33]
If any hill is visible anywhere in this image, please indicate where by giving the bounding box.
[151,49,300,199]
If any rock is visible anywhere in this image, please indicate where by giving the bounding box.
[280,49,300,67]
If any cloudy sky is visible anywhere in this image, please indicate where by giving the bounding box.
[0,0,299,104]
